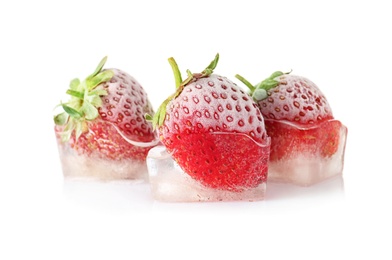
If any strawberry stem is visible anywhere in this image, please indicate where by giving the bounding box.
[235,74,255,92]
[168,57,183,89]
[235,70,292,102]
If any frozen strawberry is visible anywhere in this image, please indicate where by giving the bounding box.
[152,54,270,191]
[54,57,158,179]
[236,71,347,185]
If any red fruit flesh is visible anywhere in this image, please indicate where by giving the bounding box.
[265,119,341,161]
[167,132,270,192]
[55,120,151,161]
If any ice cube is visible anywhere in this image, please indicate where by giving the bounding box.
[147,132,270,202]
[56,140,149,181]
[267,119,347,186]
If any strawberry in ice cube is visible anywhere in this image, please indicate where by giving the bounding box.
[236,71,347,186]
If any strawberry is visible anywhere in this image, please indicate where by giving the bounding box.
[151,54,270,191]
[235,71,341,161]
[54,57,158,163]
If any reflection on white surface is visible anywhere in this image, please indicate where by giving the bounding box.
[266,175,345,201]
[62,179,154,213]
[60,175,345,215]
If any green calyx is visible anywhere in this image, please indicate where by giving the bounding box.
[150,53,220,129]
[235,70,291,102]
[54,56,114,141]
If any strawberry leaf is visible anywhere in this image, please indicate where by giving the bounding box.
[81,101,99,120]
[66,89,84,99]
[74,121,85,140]
[70,78,80,90]
[86,70,114,90]
[89,89,108,96]
[88,56,108,79]
[253,89,268,101]
[54,112,69,126]
[270,71,285,79]
[152,98,172,129]
[236,70,292,102]
[88,89,107,107]
[202,53,219,76]
[62,104,83,119]
[182,70,194,86]
[145,113,153,122]
[258,79,279,91]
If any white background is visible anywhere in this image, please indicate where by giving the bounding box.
[1,0,391,259]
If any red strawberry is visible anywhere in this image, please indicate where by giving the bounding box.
[152,54,270,191]
[54,57,158,163]
[235,71,341,161]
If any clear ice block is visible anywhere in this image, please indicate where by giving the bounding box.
[266,119,347,186]
[55,124,159,181]
[147,133,270,202]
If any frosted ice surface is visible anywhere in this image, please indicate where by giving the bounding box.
[147,146,266,202]
[268,122,348,186]
[57,141,148,181]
